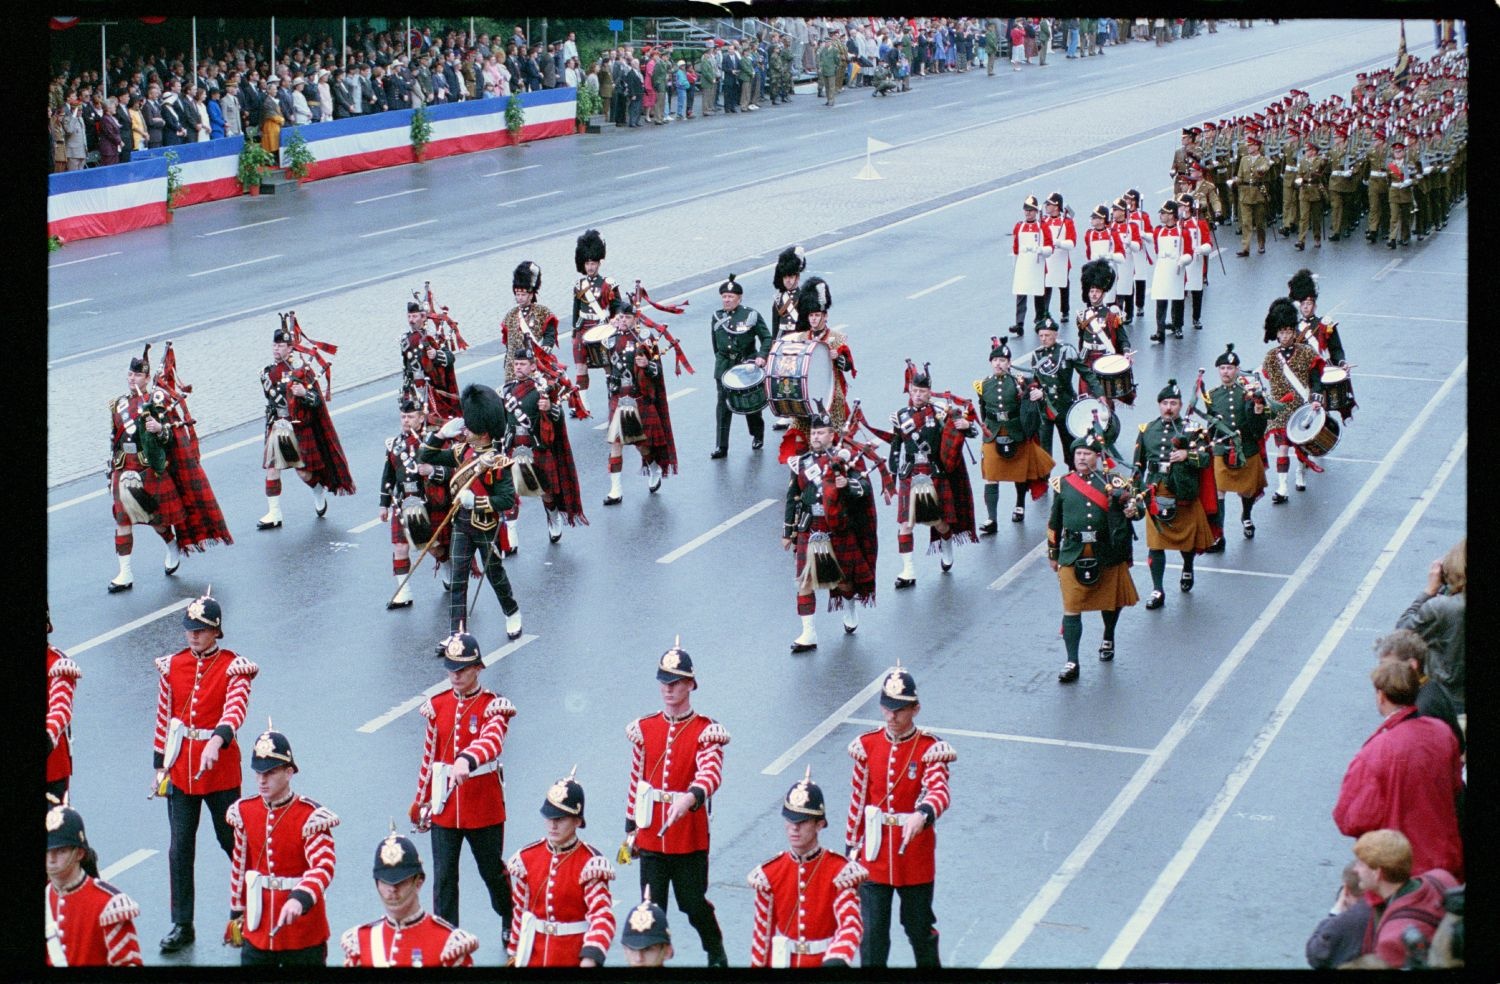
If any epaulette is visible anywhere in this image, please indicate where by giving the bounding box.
[920,738,958,764]
[1049,476,1062,494]
[847,732,874,762]
[48,656,82,680]
[625,719,644,745]
[698,721,731,746]
[972,379,985,396]
[384,435,399,455]
[226,655,259,678]
[832,859,869,890]
[484,695,517,718]
[418,698,436,721]
[746,861,774,892]
[580,852,615,884]
[225,800,244,829]
[97,886,141,926]
[1138,422,1149,432]
[505,851,528,882]
[441,926,480,963]
[154,654,172,676]
[789,456,803,474]
[301,803,340,836]
[339,925,362,960]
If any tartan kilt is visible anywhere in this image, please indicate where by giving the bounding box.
[389,498,452,562]
[111,457,186,529]
[897,470,958,526]
[165,433,233,551]
[286,400,357,495]
[795,510,877,609]
[608,384,677,475]
[1058,560,1139,612]
[897,466,977,549]
[537,423,587,525]
[981,436,1054,483]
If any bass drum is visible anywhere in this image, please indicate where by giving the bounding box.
[1066,397,1121,446]
[1286,402,1340,456]
[765,338,833,418]
[721,363,768,414]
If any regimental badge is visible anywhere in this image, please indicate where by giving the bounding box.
[46,807,64,831]
[187,598,207,623]
[883,673,904,699]
[628,904,655,932]
[1109,476,1126,489]
[788,784,810,808]
[661,650,681,671]
[380,837,405,867]
[446,635,466,659]
[908,763,918,780]
[254,733,276,758]
[547,779,571,809]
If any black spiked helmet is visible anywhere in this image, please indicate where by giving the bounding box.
[1287,267,1318,302]
[574,229,606,273]
[1091,203,1110,222]
[373,831,424,883]
[460,383,507,438]
[1080,258,1116,296]
[781,769,827,822]
[513,261,542,293]
[128,342,151,374]
[773,245,806,288]
[46,801,88,850]
[250,726,298,773]
[621,890,671,950]
[540,770,586,826]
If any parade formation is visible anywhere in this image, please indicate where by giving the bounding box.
[45,26,1466,970]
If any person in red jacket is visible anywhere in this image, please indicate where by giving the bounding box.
[340,830,479,967]
[1352,829,1460,968]
[225,727,339,966]
[748,770,866,967]
[1333,660,1464,881]
[152,591,259,954]
[845,664,955,967]
[409,630,517,939]
[46,800,143,966]
[623,640,731,966]
[507,771,617,966]
[47,607,81,800]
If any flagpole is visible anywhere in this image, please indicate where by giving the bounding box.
[192,17,198,82]
[407,16,412,61]
[342,17,347,71]
[271,17,276,68]
[101,22,107,94]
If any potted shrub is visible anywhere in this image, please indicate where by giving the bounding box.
[284,128,316,182]
[505,93,526,144]
[48,234,64,253]
[237,140,275,195]
[164,149,185,217]
[575,86,602,133]
[410,105,432,162]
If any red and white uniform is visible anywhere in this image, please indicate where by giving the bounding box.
[47,646,81,787]
[1149,223,1188,301]
[844,727,956,886]
[340,913,478,967]
[624,711,730,854]
[227,793,339,952]
[1082,225,1126,264]
[1010,220,1055,296]
[1108,219,1142,290]
[1042,213,1078,289]
[151,647,258,795]
[109,390,186,528]
[46,876,142,966]
[413,687,513,829]
[1179,213,1213,291]
[1127,208,1156,279]
[506,839,616,966]
[748,849,865,967]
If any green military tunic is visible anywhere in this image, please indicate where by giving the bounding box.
[1204,380,1269,498]
[1132,416,1215,552]
[710,305,772,379]
[978,372,1053,483]
[1047,469,1140,612]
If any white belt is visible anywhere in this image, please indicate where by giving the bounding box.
[182,726,216,741]
[533,918,590,936]
[248,872,302,891]
[640,784,679,804]
[465,759,501,779]
[773,934,830,955]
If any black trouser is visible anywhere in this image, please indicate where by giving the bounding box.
[1188,289,1203,324]
[639,849,724,954]
[241,941,327,967]
[1042,285,1070,321]
[430,822,513,933]
[1014,293,1045,328]
[611,90,626,125]
[860,881,940,967]
[714,377,764,450]
[1037,405,1075,462]
[1155,298,1184,334]
[448,511,518,632]
[167,784,239,925]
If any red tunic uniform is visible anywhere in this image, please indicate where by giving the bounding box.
[46,646,80,785]
[227,793,339,952]
[748,849,865,967]
[413,687,514,829]
[1082,226,1126,263]
[340,912,478,967]
[506,839,616,966]
[624,711,730,855]
[1127,208,1156,268]
[46,876,143,966]
[151,647,258,795]
[844,727,956,886]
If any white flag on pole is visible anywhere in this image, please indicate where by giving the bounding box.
[867,137,894,154]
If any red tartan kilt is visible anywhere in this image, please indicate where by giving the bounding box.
[795,522,875,594]
[895,471,959,526]
[533,447,565,498]
[294,422,327,474]
[607,392,670,449]
[572,325,603,370]
[111,461,187,528]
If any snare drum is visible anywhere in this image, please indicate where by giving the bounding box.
[765,338,834,418]
[1286,402,1341,456]
[1093,354,1136,402]
[580,324,616,369]
[721,363,768,415]
[1066,397,1121,446]
[1319,367,1354,413]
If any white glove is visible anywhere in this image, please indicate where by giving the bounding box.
[1041,246,1054,257]
[459,489,476,509]
[1195,243,1212,256]
[1056,239,1074,249]
[437,417,466,439]
[1177,254,1193,268]
[1294,177,1303,186]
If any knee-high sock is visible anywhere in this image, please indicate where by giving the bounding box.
[1062,613,1082,662]
[115,530,133,556]
[266,475,282,496]
[1149,549,1166,590]
[983,483,998,522]
[1014,483,1028,507]
[1241,495,1255,521]
[897,531,913,555]
[1180,550,1195,573]
[394,555,411,577]
[1101,608,1121,641]
[797,593,816,616]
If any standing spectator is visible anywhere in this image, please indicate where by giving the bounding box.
[239,72,261,135]
[97,97,123,164]
[1332,660,1464,880]
[625,57,645,127]
[442,52,461,102]
[220,74,241,136]
[523,45,543,92]
[504,44,522,93]
[595,56,613,115]
[361,64,381,113]
[564,56,582,90]
[642,50,659,123]
[461,50,479,99]
[50,107,67,172]
[128,92,149,152]
[430,62,449,103]
[1396,539,1465,715]
[561,31,579,65]
[1009,20,1025,71]
[1350,830,1459,968]
[672,60,688,122]
[207,87,226,139]
[315,69,333,120]
[1375,630,1463,754]
[159,89,188,146]
[1065,18,1080,58]
[116,90,136,161]
[683,59,696,118]
[721,42,741,113]
[290,77,311,126]
[328,68,352,118]
[143,83,166,147]
[540,43,557,88]
[1305,861,1373,969]
[1037,18,1051,66]
[737,40,756,111]
[189,86,211,141]
[696,44,718,118]
[259,78,284,153]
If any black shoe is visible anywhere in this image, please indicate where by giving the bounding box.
[1388,240,1397,249]
[1009,324,1025,337]
[1098,640,1115,661]
[979,519,998,535]
[315,499,329,518]
[1180,571,1195,593]
[790,640,818,653]
[1149,331,1164,342]
[1243,519,1256,539]
[159,923,195,953]
[1366,231,1377,242]
[164,557,181,576]
[106,579,133,594]
[1330,233,1340,242]
[1258,246,1265,254]
[256,518,283,530]
[1204,537,1225,554]
[386,598,414,610]
[772,420,789,431]
[1058,661,1080,682]
[709,448,727,460]
[751,437,764,450]
[1295,479,1306,492]
[1193,321,1203,331]
[707,943,730,968]
[1294,241,1305,251]
[1145,590,1165,610]
[603,494,622,506]
[1012,507,1026,523]
[1235,250,1249,257]
[894,576,916,590]
[940,559,953,573]
[1271,491,1288,504]
[1173,328,1184,339]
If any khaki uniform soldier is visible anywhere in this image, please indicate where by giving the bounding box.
[1232,131,1271,255]
[1364,133,1390,243]
[1386,138,1418,247]
[1295,142,1330,249]
[1278,130,1303,235]
[818,39,840,106]
[1327,129,1358,240]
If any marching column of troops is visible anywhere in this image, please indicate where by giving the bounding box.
[51,43,1458,968]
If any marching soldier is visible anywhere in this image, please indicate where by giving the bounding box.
[1082,203,1126,266]
[888,364,980,589]
[224,727,339,967]
[571,230,620,413]
[1260,297,1326,503]
[1386,137,1418,247]
[1133,380,1216,610]
[400,300,459,420]
[1278,124,1304,236]
[1075,259,1134,403]
[502,350,587,547]
[601,301,678,505]
[502,261,559,384]
[46,800,144,966]
[768,246,806,430]
[1203,344,1269,543]
[1364,128,1390,243]
[1012,313,1085,461]
[507,771,617,967]
[258,318,356,531]
[748,771,866,967]
[709,273,772,459]
[1107,198,1143,322]
[409,631,517,943]
[1232,129,1272,256]
[776,278,855,462]
[1148,199,1191,341]
[1048,431,1141,682]
[620,889,674,967]
[1171,126,1202,181]
[845,664,954,967]
[1186,160,1226,224]
[1327,125,1358,240]
[1295,140,1331,250]
[152,590,258,954]
[782,409,878,652]
[1009,195,1054,336]
[1040,192,1077,323]
[977,338,1053,532]
[623,641,731,967]
[419,384,524,639]
[379,394,451,610]
[1287,268,1351,399]
[47,608,81,800]
[340,831,479,967]
[1176,193,1215,331]
[1122,189,1155,320]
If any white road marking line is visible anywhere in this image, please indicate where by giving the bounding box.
[359,219,437,239]
[764,674,886,776]
[1154,186,1172,195]
[49,250,121,269]
[357,634,538,732]
[355,188,427,204]
[499,190,565,206]
[65,598,193,657]
[1356,372,1445,382]
[713,145,764,158]
[1340,312,1464,324]
[594,386,695,430]
[845,718,1152,756]
[189,255,281,278]
[906,275,964,300]
[1385,268,1465,277]
[615,166,669,180]
[872,112,909,123]
[979,356,1467,969]
[590,144,642,156]
[794,128,837,140]
[200,217,289,237]
[1320,455,1384,464]
[1162,564,1290,579]
[1098,429,1467,969]
[656,498,776,564]
[99,849,158,881]
[482,164,542,177]
[48,298,93,311]
[347,517,385,534]
[1372,257,1401,281]
[989,541,1047,591]
[932,100,962,109]
[679,127,728,139]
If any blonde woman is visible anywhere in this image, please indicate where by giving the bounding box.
[1397,538,1465,715]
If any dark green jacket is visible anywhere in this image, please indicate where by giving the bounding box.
[1132,416,1210,499]
[710,306,772,379]
[1204,382,1267,460]
[1048,470,1136,566]
[979,373,1042,444]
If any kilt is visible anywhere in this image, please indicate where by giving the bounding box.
[111,456,187,529]
[608,383,677,475]
[167,436,233,551]
[981,437,1054,483]
[389,502,452,562]
[794,514,877,609]
[896,469,960,526]
[1213,451,1267,498]
[1145,496,1216,551]
[1058,559,1139,612]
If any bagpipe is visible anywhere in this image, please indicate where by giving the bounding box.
[837,400,897,502]
[631,279,695,376]
[1185,367,1259,466]
[414,280,469,352]
[278,310,338,400]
